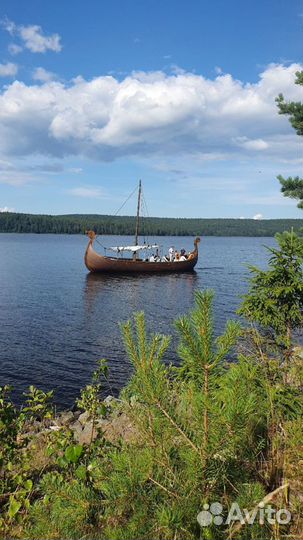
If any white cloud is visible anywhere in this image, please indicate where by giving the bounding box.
[2,18,16,35]
[234,136,269,150]
[8,43,23,55]
[32,67,57,82]
[253,213,263,220]
[2,18,62,53]
[68,187,105,198]
[19,24,62,53]
[0,206,15,212]
[0,63,301,162]
[0,62,18,76]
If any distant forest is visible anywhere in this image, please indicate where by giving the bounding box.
[0,212,302,236]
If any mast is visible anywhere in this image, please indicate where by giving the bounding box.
[134,179,142,246]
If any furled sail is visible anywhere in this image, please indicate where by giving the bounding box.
[109,244,159,253]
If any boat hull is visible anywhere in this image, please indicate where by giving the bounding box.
[84,241,198,273]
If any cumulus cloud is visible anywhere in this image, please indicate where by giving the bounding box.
[19,25,62,53]
[234,136,269,150]
[2,18,62,53]
[8,43,23,55]
[0,63,301,162]
[253,213,263,220]
[0,62,18,76]
[32,67,57,82]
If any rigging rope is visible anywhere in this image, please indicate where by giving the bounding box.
[113,185,138,216]
[93,183,148,251]
[93,184,137,243]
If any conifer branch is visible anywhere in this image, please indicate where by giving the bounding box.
[156,402,199,454]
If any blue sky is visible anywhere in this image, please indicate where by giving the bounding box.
[0,0,302,219]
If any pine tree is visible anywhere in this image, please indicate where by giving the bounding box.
[276,70,303,208]
[238,229,303,348]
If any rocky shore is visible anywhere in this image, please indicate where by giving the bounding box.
[21,395,138,453]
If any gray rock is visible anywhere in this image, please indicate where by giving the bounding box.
[58,411,74,426]
[95,418,109,431]
[78,411,90,425]
[78,421,97,445]
[69,420,83,441]
[101,412,139,444]
[104,395,115,405]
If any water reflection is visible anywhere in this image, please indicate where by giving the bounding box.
[84,270,198,320]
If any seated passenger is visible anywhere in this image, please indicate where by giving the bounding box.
[149,254,155,262]
[180,249,187,260]
[161,255,169,262]
[169,246,175,262]
[174,251,180,261]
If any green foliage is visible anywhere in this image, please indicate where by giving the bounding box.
[276,70,303,207]
[175,289,241,385]
[239,230,303,346]
[77,359,109,418]
[277,175,303,210]
[0,385,55,536]
[26,473,98,540]
[64,444,84,464]
[0,386,19,465]
[120,311,171,403]
[98,293,274,539]
[22,386,54,421]
[276,71,303,136]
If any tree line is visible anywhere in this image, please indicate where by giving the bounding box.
[1,212,302,236]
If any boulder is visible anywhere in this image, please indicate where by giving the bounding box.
[78,411,91,425]
[101,412,139,444]
[58,411,74,426]
[69,420,83,441]
[78,421,97,445]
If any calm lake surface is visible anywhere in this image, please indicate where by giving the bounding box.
[0,234,275,408]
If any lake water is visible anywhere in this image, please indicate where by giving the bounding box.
[0,234,275,408]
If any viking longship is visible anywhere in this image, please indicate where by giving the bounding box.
[84,181,200,273]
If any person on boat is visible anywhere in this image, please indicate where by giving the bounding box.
[149,254,156,262]
[187,249,196,260]
[154,249,161,262]
[169,246,175,262]
[161,255,169,262]
[179,249,187,261]
[174,251,180,262]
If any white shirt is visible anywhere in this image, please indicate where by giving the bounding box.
[169,247,175,262]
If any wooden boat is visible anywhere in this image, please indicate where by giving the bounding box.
[84,181,200,274]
